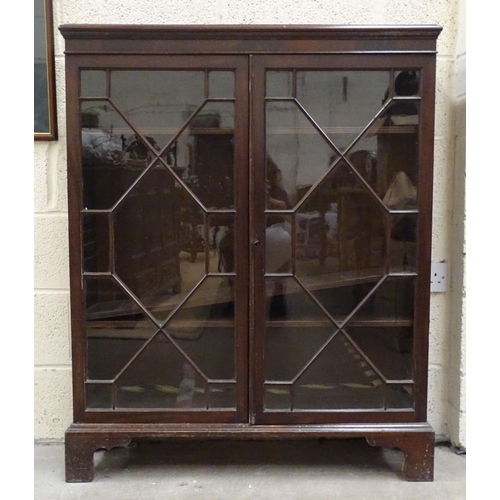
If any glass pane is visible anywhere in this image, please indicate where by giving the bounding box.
[209,71,234,98]
[83,69,240,414]
[389,213,418,272]
[348,100,419,205]
[162,101,235,210]
[86,383,112,409]
[82,213,109,273]
[112,163,185,322]
[265,385,291,410]
[265,322,335,382]
[264,277,339,395]
[345,326,414,381]
[266,156,293,210]
[294,332,384,410]
[209,384,236,410]
[266,101,340,210]
[350,277,415,323]
[386,384,413,409]
[166,277,235,381]
[296,208,416,281]
[85,277,158,381]
[345,149,378,191]
[296,71,390,152]
[311,282,382,326]
[393,70,420,98]
[116,333,207,409]
[295,161,386,296]
[342,277,415,380]
[176,190,207,274]
[266,71,293,97]
[81,100,151,210]
[81,70,106,97]
[110,70,205,150]
[209,214,235,274]
[260,67,421,416]
[265,276,334,326]
[265,215,292,275]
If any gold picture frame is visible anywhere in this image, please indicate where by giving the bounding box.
[34,0,57,140]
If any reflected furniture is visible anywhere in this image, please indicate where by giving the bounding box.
[61,25,441,482]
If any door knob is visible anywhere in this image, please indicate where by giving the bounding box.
[253,239,260,246]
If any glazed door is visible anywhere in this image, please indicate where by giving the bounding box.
[74,56,250,423]
[73,53,432,425]
[250,55,432,424]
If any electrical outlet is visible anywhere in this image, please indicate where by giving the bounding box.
[430,262,447,292]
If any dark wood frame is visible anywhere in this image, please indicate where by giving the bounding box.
[60,24,441,483]
[250,53,437,426]
[65,55,249,425]
[34,0,58,140]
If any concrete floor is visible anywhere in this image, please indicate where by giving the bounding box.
[34,439,465,499]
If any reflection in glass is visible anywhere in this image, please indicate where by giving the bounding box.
[341,277,415,391]
[209,385,236,410]
[110,70,205,150]
[265,277,331,325]
[81,70,106,97]
[296,161,386,279]
[166,277,235,381]
[85,169,237,411]
[82,69,239,412]
[266,155,292,211]
[393,70,420,98]
[310,282,381,326]
[209,71,235,98]
[82,213,110,273]
[208,214,235,274]
[81,101,151,210]
[266,71,293,97]
[265,215,291,276]
[350,277,415,323]
[85,277,158,381]
[264,384,291,410]
[266,101,339,210]
[345,326,414,381]
[389,213,418,272]
[85,216,237,410]
[162,101,235,210]
[386,384,413,409]
[348,100,419,204]
[294,332,384,410]
[115,332,207,409]
[296,71,390,152]
[86,383,112,409]
[265,323,334,382]
[262,69,421,414]
[175,187,207,277]
[112,163,183,322]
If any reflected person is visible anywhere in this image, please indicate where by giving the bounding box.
[266,157,292,319]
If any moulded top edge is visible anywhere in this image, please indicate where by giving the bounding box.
[59,24,443,41]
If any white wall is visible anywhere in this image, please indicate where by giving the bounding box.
[34,0,465,442]
[447,0,466,449]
